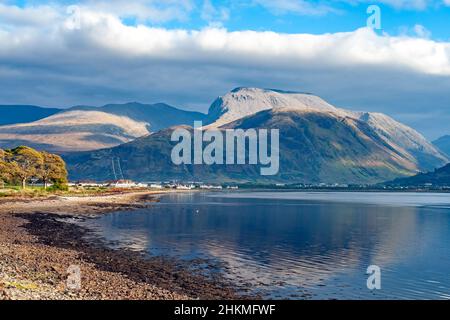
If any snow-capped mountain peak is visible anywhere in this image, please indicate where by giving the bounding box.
[205,87,448,171]
[206,87,338,126]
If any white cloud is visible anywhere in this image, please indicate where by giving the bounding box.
[80,0,195,23]
[413,24,431,38]
[39,10,449,76]
[0,3,60,27]
[0,0,195,25]
[200,0,230,26]
[365,0,430,10]
[336,0,432,10]
[253,0,338,16]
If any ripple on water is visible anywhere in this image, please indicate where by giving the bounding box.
[79,191,450,300]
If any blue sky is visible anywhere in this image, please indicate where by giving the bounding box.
[179,1,450,41]
[7,0,450,39]
[7,0,450,38]
[0,0,450,138]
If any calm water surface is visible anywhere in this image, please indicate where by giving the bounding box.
[81,191,450,300]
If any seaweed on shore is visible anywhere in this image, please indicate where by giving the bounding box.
[15,212,257,300]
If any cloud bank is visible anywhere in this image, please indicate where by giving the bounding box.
[0,3,449,138]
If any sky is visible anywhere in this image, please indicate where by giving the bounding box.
[0,0,450,139]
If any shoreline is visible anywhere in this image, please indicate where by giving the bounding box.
[0,190,246,300]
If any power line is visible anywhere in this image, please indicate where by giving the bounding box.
[111,158,117,180]
[111,157,124,180]
[116,157,125,180]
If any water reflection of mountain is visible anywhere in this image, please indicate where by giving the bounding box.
[84,192,450,299]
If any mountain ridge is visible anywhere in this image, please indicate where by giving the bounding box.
[2,88,447,184]
[63,109,416,184]
[386,163,450,187]
[0,105,61,126]
[206,88,447,172]
[0,102,205,152]
[63,88,448,184]
[433,135,450,157]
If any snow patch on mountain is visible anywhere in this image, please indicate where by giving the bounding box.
[206,87,339,126]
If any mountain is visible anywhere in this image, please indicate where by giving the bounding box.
[0,102,205,152]
[65,109,419,183]
[206,88,447,172]
[433,135,450,157]
[0,105,61,126]
[352,112,447,172]
[205,87,338,126]
[386,163,450,187]
[64,88,448,184]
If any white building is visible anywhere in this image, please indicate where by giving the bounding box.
[108,180,146,188]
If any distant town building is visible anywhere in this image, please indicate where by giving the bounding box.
[176,184,196,190]
[199,185,223,190]
[71,180,105,188]
[107,180,146,188]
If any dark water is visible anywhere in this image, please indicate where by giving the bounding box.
[81,191,450,300]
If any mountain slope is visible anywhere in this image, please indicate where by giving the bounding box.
[433,135,450,157]
[65,107,438,184]
[0,105,61,126]
[352,112,447,172]
[206,88,447,172]
[64,88,448,184]
[22,87,448,184]
[0,102,205,152]
[71,102,205,132]
[386,163,450,187]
